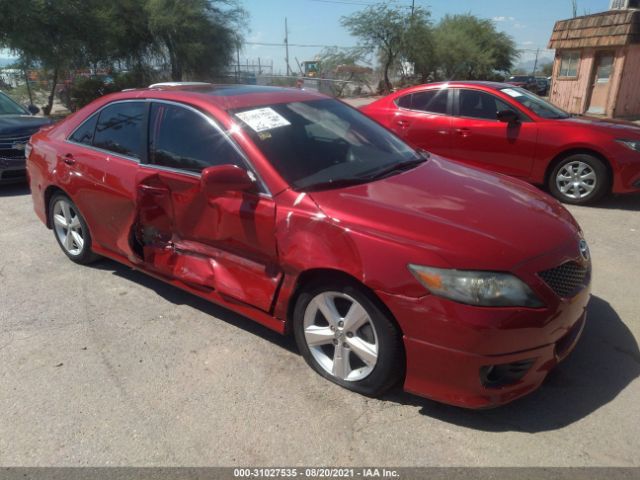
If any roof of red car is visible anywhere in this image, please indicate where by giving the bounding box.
[414,81,514,90]
[119,84,329,110]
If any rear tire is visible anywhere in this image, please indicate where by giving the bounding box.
[293,279,403,397]
[49,193,100,265]
[548,154,609,205]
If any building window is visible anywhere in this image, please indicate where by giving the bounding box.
[559,52,580,78]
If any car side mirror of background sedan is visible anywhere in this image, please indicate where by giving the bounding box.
[201,164,255,197]
[497,109,519,124]
[26,104,40,115]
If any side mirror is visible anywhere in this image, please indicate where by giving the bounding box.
[201,164,255,197]
[27,104,40,115]
[497,109,519,124]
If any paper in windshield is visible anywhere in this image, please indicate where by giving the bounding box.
[235,107,291,132]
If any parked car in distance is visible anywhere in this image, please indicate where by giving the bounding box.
[0,91,51,184]
[535,76,550,96]
[28,84,590,408]
[506,75,539,93]
[361,81,640,204]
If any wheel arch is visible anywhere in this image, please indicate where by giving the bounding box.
[285,268,406,340]
[544,148,614,192]
[43,185,69,229]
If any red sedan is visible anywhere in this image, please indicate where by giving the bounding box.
[361,81,640,204]
[27,84,590,408]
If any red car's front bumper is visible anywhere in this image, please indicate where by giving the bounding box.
[376,242,591,409]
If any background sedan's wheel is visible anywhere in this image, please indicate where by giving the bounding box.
[49,193,100,264]
[548,154,609,205]
[293,279,403,397]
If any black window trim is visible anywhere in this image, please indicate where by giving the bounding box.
[394,87,452,116]
[66,99,149,163]
[66,98,271,196]
[452,87,533,123]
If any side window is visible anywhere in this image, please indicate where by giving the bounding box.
[396,94,412,109]
[149,103,244,173]
[411,90,448,114]
[69,114,98,145]
[93,102,147,159]
[559,52,580,78]
[459,90,513,121]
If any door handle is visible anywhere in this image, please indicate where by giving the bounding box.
[62,153,75,165]
[455,128,471,137]
[396,119,410,128]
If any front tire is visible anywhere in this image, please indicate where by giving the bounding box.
[548,154,609,205]
[293,280,403,397]
[49,193,100,264]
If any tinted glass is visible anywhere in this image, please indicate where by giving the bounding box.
[93,102,146,159]
[69,114,98,145]
[396,94,412,109]
[231,99,421,191]
[0,92,28,115]
[500,87,569,119]
[411,90,448,114]
[459,90,512,120]
[149,103,243,173]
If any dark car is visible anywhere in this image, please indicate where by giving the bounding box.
[536,77,550,96]
[506,75,539,93]
[0,91,51,184]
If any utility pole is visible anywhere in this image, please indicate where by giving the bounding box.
[531,48,540,76]
[284,17,291,76]
[411,0,415,17]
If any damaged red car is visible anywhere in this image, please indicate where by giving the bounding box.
[27,84,591,408]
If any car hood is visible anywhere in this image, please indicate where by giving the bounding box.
[307,157,581,270]
[558,115,640,136]
[0,115,52,136]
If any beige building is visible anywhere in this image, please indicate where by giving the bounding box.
[547,4,640,118]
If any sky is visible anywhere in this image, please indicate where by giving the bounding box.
[241,0,611,74]
[0,0,612,71]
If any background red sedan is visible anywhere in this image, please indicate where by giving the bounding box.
[361,81,640,204]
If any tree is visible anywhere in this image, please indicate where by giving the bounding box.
[146,0,246,81]
[540,62,554,77]
[403,9,436,83]
[341,4,411,92]
[433,14,518,80]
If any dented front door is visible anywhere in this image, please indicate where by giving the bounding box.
[134,101,281,312]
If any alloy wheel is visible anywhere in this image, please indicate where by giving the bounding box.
[303,291,379,382]
[52,199,85,256]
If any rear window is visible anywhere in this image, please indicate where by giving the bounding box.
[93,102,147,159]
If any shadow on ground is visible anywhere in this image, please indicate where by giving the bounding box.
[90,258,298,354]
[0,182,29,197]
[90,258,638,432]
[384,295,639,432]
[594,193,640,211]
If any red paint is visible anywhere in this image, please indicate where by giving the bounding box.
[27,85,591,408]
[362,81,640,194]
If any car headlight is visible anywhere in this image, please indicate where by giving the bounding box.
[616,139,640,152]
[408,264,544,308]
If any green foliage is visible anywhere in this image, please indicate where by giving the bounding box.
[341,4,411,91]
[540,62,554,77]
[433,14,518,80]
[0,0,246,114]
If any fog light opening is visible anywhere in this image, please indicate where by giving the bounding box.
[480,359,536,389]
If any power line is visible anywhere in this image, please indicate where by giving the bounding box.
[246,41,353,48]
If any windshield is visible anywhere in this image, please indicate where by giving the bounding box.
[0,92,28,115]
[500,87,570,119]
[231,98,423,191]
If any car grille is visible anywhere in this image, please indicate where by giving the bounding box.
[0,132,33,161]
[539,262,590,298]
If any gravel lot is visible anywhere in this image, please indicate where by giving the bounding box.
[0,182,639,467]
